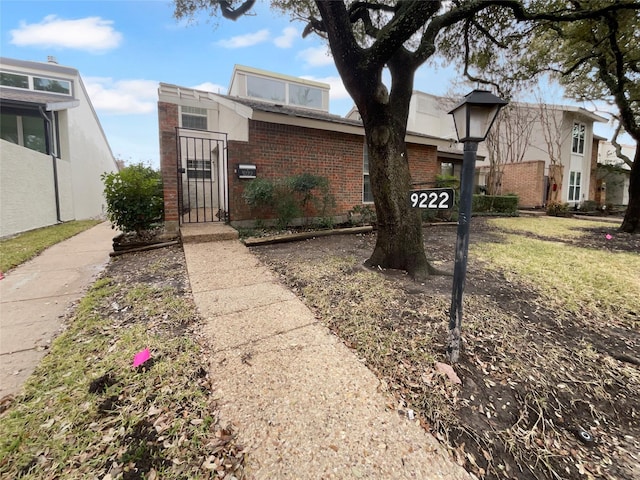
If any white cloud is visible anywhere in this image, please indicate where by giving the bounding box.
[83,77,158,115]
[274,27,298,48]
[216,29,270,48]
[10,15,122,53]
[191,82,227,95]
[297,46,333,67]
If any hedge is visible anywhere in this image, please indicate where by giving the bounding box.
[472,195,519,215]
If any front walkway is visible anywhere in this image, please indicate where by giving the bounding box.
[182,226,470,479]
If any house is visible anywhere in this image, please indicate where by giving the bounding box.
[395,91,607,208]
[158,65,451,232]
[0,57,118,238]
[596,141,634,207]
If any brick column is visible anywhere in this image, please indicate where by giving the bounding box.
[158,102,179,234]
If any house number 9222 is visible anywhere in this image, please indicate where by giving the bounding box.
[409,188,455,209]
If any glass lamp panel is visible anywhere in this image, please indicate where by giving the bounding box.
[451,106,468,141]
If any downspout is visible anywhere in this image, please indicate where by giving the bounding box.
[39,106,61,223]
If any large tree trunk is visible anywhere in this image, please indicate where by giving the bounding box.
[620,146,639,233]
[363,116,434,279]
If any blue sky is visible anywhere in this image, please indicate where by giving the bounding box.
[0,1,625,167]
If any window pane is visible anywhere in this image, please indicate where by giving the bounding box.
[0,113,19,144]
[289,84,322,108]
[0,72,29,89]
[247,75,285,103]
[182,114,207,130]
[441,162,453,177]
[33,77,71,95]
[363,175,373,203]
[575,186,580,201]
[569,186,575,200]
[21,115,47,153]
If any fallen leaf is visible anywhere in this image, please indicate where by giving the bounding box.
[435,362,462,384]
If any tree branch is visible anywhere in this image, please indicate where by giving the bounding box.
[218,0,256,20]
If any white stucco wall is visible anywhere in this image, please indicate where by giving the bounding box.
[0,140,58,237]
[64,77,117,220]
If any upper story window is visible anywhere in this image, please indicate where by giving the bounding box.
[33,77,71,95]
[247,76,285,103]
[244,73,324,110]
[572,122,585,155]
[181,106,207,130]
[0,70,72,96]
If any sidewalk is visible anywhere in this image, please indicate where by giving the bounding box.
[0,222,114,398]
[182,226,470,479]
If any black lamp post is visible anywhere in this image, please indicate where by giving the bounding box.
[447,89,507,363]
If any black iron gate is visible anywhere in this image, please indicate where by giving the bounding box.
[176,128,228,223]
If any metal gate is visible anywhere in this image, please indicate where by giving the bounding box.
[176,128,228,223]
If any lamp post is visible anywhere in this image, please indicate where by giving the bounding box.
[447,89,507,363]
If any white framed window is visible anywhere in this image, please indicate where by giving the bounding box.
[568,170,581,202]
[572,122,585,155]
[33,77,71,95]
[0,71,72,96]
[181,106,207,130]
[363,142,373,203]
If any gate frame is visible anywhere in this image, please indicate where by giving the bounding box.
[175,127,229,224]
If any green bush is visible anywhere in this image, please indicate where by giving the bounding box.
[101,164,164,235]
[242,174,335,230]
[472,195,519,215]
[348,204,377,226]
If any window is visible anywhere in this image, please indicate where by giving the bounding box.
[363,142,373,203]
[289,84,322,109]
[247,75,286,103]
[568,171,581,202]
[0,110,47,154]
[0,72,28,89]
[187,160,212,179]
[441,162,454,177]
[572,122,585,154]
[0,71,73,96]
[33,77,71,95]
[181,106,207,130]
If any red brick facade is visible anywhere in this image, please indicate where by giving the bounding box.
[500,160,546,208]
[159,103,440,226]
[158,101,179,230]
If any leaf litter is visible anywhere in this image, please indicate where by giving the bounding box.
[251,217,639,480]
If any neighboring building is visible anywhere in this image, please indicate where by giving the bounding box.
[596,141,634,206]
[396,91,607,208]
[0,57,118,238]
[158,65,450,232]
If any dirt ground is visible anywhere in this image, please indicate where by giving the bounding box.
[249,218,640,480]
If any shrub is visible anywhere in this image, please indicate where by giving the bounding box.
[546,201,570,217]
[472,195,519,215]
[580,200,599,212]
[101,164,164,235]
[348,204,377,226]
[242,174,334,230]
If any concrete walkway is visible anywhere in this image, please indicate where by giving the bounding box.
[182,225,470,479]
[0,222,114,398]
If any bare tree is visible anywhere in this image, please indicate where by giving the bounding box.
[484,103,536,195]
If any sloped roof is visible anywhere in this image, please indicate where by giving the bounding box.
[0,86,78,110]
[219,94,362,128]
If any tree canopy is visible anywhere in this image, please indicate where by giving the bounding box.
[174,0,640,268]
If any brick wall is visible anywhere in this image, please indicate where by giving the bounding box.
[228,120,439,222]
[158,101,179,232]
[500,160,545,208]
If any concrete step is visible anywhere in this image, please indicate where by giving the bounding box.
[180,223,239,243]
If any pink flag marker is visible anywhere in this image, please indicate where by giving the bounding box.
[133,348,151,368]
[605,234,613,240]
